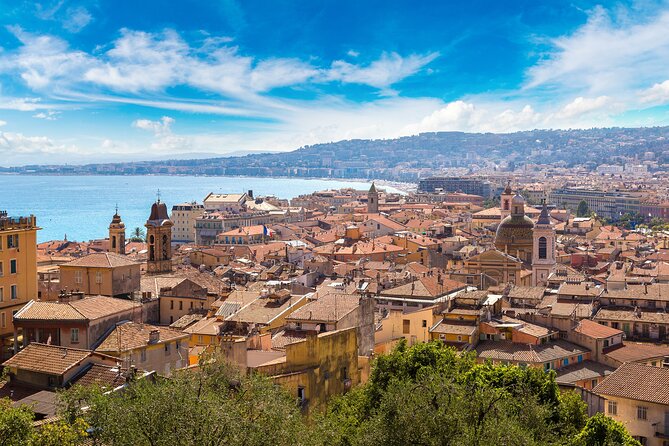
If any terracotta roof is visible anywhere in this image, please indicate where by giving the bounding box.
[475,340,589,364]
[70,363,127,388]
[573,319,623,339]
[287,293,361,322]
[96,322,188,353]
[594,362,669,405]
[604,342,669,364]
[61,252,140,268]
[14,297,140,321]
[3,343,102,375]
[555,360,615,384]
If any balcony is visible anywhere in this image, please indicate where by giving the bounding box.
[655,422,669,439]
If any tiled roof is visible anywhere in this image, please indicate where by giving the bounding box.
[70,297,141,320]
[287,293,361,322]
[594,308,669,324]
[604,342,669,364]
[555,360,615,384]
[96,322,188,353]
[14,300,85,321]
[61,252,140,268]
[573,319,623,339]
[594,362,669,405]
[70,363,126,388]
[475,340,589,364]
[3,343,94,375]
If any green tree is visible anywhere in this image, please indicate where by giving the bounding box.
[31,418,88,446]
[129,227,145,242]
[0,398,34,446]
[571,413,641,446]
[62,359,313,446]
[576,200,590,217]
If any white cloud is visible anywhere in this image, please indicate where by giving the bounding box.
[347,49,360,57]
[4,26,93,90]
[132,116,175,135]
[526,7,669,95]
[0,120,6,127]
[63,6,92,33]
[640,80,669,104]
[556,96,611,119]
[327,51,439,90]
[32,110,60,120]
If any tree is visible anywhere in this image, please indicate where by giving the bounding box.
[576,200,590,217]
[129,227,145,242]
[0,398,34,446]
[61,359,314,446]
[571,413,641,446]
[30,419,88,446]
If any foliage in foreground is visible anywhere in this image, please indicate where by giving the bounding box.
[0,342,640,446]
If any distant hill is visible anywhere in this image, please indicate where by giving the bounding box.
[6,127,669,182]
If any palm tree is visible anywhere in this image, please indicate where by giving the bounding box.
[129,227,145,242]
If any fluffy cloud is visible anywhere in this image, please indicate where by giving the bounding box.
[526,7,669,95]
[640,80,669,104]
[32,110,60,120]
[556,96,611,119]
[3,27,436,99]
[63,6,93,33]
[133,116,175,135]
[0,120,6,127]
[327,52,439,91]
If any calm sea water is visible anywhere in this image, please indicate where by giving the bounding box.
[0,175,380,242]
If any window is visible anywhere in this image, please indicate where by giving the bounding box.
[604,339,609,348]
[0,262,3,277]
[297,386,305,401]
[140,348,147,362]
[577,355,583,363]
[403,319,410,334]
[591,379,598,388]
[422,320,427,328]
[165,343,171,355]
[74,270,82,284]
[538,237,547,259]
[95,271,103,284]
[637,406,647,420]
[0,312,5,329]
[170,300,174,310]
[608,401,617,415]
[10,259,16,274]
[7,234,18,249]
[10,285,17,300]
[198,335,204,343]
[71,328,79,343]
[563,358,569,366]
[179,301,183,311]
[544,363,551,371]
[0,287,3,302]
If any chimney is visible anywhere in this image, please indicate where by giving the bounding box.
[248,190,254,199]
[148,329,160,344]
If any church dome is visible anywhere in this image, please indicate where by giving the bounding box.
[494,214,535,252]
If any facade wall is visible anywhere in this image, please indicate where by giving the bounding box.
[0,221,38,359]
[602,396,669,446]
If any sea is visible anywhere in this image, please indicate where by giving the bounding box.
[0,175,392,243]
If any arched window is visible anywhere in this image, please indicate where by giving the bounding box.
[538,237,547,259]
[111,236,116,249]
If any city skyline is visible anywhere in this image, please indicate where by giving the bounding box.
[2,0,669,165]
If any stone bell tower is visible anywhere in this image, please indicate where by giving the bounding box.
[108,207,126,255]
[532,200,556,286]
[145,199,173,274]
[367,182,379,214]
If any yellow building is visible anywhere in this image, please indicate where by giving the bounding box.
[374,305,440,354]
[0,212,39,360]
[251,328,360,413]
[59,252,141,297]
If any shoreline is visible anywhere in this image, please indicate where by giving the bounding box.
[0,172,415,193]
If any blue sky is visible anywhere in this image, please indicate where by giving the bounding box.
[2,0,669,166]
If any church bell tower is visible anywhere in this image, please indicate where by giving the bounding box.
[368,182,379,214]
[532,200,556,286]
[145,199,173,274]
[108,207,126,255]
